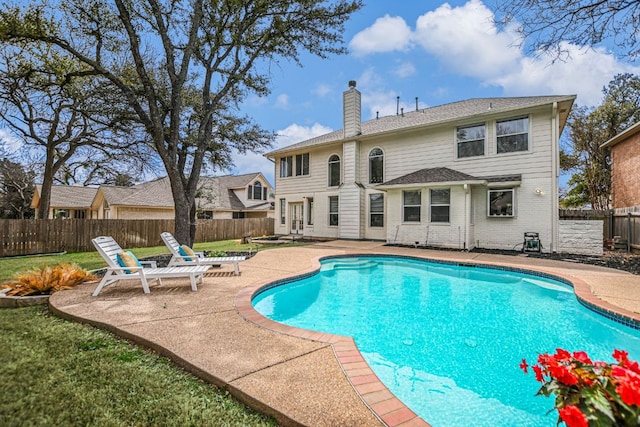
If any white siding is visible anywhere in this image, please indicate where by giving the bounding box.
[273,103,563,250]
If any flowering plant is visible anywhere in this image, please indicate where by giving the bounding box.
[521,349,640,427]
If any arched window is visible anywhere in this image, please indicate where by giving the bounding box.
[248,181,263,200]
[369,148,384,184]
[328,155,341,187]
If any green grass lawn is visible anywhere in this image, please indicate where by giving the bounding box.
[0,239,269,282]
[0,306,276,427]
[0,238,312,425]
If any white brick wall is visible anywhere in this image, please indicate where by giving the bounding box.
[558,220,603,255]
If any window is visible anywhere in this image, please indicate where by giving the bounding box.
[74,210,86,219]
[279,156,293,177]
[54,209,70,219]
[430,189,450,223]
[307,197,314,226]
[369,193,384,227]
[232,212,246,219]
[488,189,514,217]
[295,153,309,176]
[248,181,264,200]
[328,155,341,187]
[279,199,286,225]
[369,148,384,184]
[456,124,485,158]
[496,117,529,153]
[403,190,421,222]
[329,196,339,226]
[197,210,213,219]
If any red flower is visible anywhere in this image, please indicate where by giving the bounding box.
[520,358,529,373]
[616,380,640,406]
[555,348,572,361]
[572,351,592,364]
[548,363,579,386]
[558,405,588,427]
[613,349,629,364]
[532,365,545,382]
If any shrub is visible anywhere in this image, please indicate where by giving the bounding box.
[2,263,96,296]
[521,348,640,427]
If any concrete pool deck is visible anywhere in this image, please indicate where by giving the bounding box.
[49,241,640,426]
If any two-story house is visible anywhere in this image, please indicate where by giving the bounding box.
[266,81,575,252]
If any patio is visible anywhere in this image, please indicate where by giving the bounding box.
[49,241,640,427]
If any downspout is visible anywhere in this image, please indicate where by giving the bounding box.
[551,102,558,253]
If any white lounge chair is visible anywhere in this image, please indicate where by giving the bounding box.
[91,236,210,296]
[160,232,245,276]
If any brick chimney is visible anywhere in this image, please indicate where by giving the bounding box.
[343,80,361,138]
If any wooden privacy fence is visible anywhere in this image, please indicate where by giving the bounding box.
[0,218,274,257]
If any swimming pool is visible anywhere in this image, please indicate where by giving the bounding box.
[252,255,640,427]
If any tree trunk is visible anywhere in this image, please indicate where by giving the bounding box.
[37,154,56,219]
[189,200,197,246]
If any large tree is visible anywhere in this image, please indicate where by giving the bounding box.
[561,73,640,209]
[494,0,640,61]
[0,0,362,244]
[0,158,35,219]
[0,44,131,219]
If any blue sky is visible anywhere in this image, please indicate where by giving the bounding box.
[2,0,639,188]
[231,0,640,187]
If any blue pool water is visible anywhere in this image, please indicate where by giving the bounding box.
[252,256,640,427]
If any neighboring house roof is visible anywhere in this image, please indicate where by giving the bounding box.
[377,167,522,189]
[266,95,576,156]
[601,121,640,149]
[34,185,98,208]
[33,173,273,212]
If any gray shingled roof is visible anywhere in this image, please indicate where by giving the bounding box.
[380,168,480,186]
[379,168,523,187]
[42,185,98,208]
[266,95,576,156]
[41,173,272,212]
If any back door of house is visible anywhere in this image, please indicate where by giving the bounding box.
[290,203,303,234]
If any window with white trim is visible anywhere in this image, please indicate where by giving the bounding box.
[248,181,263,200]
[328,155,341,187]
[369,193,384,227]
[279,156,293,177]
[488,189,514,217]
[403,190,421,222]
[295,153,309,176]
[369,148,384,183]
[430,189,450,223]
[496,117,529,153]
[329,196,339,226]
[456,124,485,158]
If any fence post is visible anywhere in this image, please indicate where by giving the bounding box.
[628,212,632,253]
[609,210,614,240]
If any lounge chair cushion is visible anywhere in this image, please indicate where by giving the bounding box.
[117,250,141,274]
[178,244,196,261]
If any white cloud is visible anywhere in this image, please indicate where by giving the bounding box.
[0,128,22,153]
[231,123,333,185]
[384,0,640,107]
[313,83,333,97]
[413,0,522,79]
[489,43,640,106]
[274,94,289,109]
[393,61,416,78]
[349,14,413,57]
